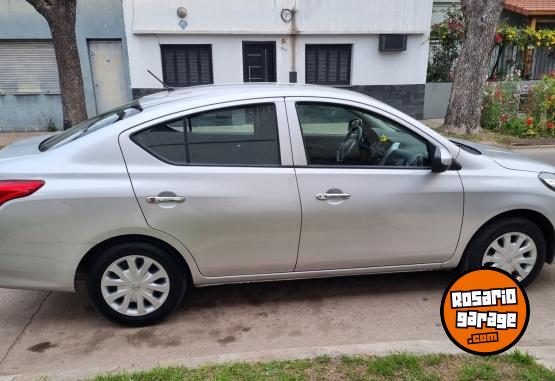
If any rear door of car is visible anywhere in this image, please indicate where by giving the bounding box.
[119,98,301,277]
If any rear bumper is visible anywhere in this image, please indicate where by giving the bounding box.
[0,241,91,292]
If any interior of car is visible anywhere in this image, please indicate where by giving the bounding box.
[296,103,432,167]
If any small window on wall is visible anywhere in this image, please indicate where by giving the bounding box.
[132,104,281,166]
[161,45,213,87]
[305,44,351,86]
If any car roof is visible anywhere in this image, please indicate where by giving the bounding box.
[138,83,381,110]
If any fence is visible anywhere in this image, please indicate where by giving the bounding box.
[531,48,555,79]
[489,44,554,80]
[429,40,555,81]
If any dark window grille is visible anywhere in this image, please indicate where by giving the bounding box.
[305,44,351,86]
[161,45,213,87]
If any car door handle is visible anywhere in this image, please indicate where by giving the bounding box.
[146,196,186,204]
[315,193,351,201]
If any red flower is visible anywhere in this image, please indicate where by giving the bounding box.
[495,33,503,43]
[500,114,509,122]
[547,122,554,130]
[526,117,534,126]
[448,22,463,30]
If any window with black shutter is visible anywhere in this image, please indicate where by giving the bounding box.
[305,44,351,86]
[161,45,213,87]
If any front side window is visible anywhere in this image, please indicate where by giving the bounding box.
[132,104,280,166]
[296,102,431,167]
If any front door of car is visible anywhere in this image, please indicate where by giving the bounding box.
[285,98,464,271]
[119,99,301,277]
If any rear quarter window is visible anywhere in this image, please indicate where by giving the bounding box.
[39,101,142,151]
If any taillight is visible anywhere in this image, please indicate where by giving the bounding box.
[0,180,45,207]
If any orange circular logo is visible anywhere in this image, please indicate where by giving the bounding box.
[440,268,529,356]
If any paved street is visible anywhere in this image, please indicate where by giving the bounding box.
[513,146,555,166]
[0,146,554,380]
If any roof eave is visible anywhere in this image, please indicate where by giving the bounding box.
[505,4,555,16]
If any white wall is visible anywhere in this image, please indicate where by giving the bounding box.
[128,0,432,35]
[123,0,433,89]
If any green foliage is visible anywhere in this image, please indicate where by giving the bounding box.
[508,350,536,366]
[427,5,464,82]
[458,363,500,381]
[523,74,555,123]
[481,77,521,130]
[88,352,555,381]
[497,25,555,50]
[427,12,555,83]
[46,118,58,132]
[368,352,421,377]
[481,74,555,137]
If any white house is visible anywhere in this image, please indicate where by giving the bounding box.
[123,0,433,118]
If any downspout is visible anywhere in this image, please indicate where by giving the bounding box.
[289,8,299,83]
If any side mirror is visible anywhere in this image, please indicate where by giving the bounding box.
[431,146,453,173]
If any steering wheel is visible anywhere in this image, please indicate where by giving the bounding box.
[379,142,400,165]
[336,120,363,163]
[405,153,424,167]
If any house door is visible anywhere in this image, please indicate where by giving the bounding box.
[88,40,128,114]
[243,42,276,82]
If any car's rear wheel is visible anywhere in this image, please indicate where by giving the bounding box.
[460,217,545,287]
[86,242,186,325]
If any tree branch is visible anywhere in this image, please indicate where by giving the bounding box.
[25,0,54,19]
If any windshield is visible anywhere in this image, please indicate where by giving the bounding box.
[39,101,142,151]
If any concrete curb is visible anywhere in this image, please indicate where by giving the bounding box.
[6,339,555,381]
[512,145,555,150]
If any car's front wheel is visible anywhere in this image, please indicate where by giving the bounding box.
[86,242,186,325]
[460,217,545,287]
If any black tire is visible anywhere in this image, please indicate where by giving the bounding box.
[86,241,186,326]
[460,217,545,287]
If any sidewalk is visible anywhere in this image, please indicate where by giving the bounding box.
[0,132,50,148]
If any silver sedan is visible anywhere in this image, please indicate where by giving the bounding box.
[1,84,554,325]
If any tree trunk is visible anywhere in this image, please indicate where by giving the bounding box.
[443,0,505,134]
[25,0,87,130]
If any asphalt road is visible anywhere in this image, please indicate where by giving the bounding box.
[1,146,555,380]
[512,146,555,166]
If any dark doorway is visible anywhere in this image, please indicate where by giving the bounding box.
[243,42,276,82]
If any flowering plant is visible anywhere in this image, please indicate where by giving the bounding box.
[482,74,555,137]
[496,25,555,50]
[427,5,464,82]
[481,78,521,130]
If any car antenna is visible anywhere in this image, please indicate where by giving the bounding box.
[147,69,174,92]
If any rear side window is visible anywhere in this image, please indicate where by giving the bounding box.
[132,104,280,166]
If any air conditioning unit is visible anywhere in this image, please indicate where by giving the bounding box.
[379,34,407,52]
